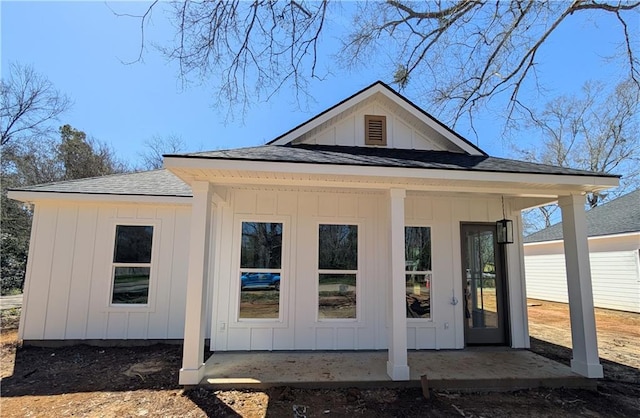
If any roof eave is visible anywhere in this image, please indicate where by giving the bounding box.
[7,190,192,205]
[164,155,619,192]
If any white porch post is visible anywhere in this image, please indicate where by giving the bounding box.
[387,188,410,380]
[179,181,213,385]
[558,194,603,378]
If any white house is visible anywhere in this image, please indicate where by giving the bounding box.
[524,190,640,313]
[9,82,619,385]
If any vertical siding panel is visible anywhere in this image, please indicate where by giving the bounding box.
[293,192,315,349]
[148,207,175,339]
[85,206,116,339]
[136,206,156,219]
[375,194,389,349]
[336,328,355,349]
[433,197,459,348]
[107,312,127,338]
[338,196,357,218]
[167,207,191,338]
[66,206,99,339]
[22,206,58,339]
[44,206,78,339]
[277,192,297,216]
[117,206,136,218]
[318,194,337,217]
[453,198,470,221]
[127,312,149,339]
[335,117,355,146]
[213,204,234,348]
[415,196,433,221]
[257,194,276,214]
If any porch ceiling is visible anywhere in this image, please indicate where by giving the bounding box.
[166,163,617,200]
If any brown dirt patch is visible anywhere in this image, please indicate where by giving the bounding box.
[1,302,639,417]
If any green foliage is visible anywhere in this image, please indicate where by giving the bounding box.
[1,124,128,294]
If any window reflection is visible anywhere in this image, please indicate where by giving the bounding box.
[239,222,283,319]
[405,227,432,319]
[318,224,358,319]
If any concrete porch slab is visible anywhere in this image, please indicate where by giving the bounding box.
[200,348,595,391]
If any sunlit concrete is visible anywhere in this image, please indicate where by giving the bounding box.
[201,348,594,391]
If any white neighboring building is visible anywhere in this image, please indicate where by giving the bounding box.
[524,190,640,313]
[9,81,618,383]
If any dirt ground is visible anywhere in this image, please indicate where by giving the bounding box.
[1,300,639,417]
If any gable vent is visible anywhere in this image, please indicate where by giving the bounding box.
[365,115,387,146]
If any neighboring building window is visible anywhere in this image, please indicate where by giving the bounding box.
[318,224,358,319]
[365,115,387,146]
[405,226,432,319]
[111,225,153,305]
[239,222,283,319]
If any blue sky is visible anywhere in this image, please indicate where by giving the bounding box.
[1,2,634,164]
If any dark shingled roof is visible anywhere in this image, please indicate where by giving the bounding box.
[524,189,640,243]
[172,144,617,177]
[11,144,619,198]
[11,169,192,197]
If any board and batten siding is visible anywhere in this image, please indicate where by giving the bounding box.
[209,187,528,351]
[20,201,192,341]
[295,99,447,151]
[524,247,640,313]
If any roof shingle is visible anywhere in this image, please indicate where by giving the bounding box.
[524,189,640,242]
[12,169,192,197]
[173,144,617,177]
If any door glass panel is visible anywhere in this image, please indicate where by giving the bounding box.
[465,230,498,329]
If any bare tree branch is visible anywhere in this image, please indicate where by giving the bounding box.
[1,63,72,146]
[119,1,639,126]
[517,78,639,233]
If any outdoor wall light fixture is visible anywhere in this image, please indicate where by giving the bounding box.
[496,196,514,244]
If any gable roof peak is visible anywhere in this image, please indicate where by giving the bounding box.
[267,81,486,156]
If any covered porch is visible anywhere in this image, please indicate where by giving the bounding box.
[167,147,616,385]
[199,348,594,391]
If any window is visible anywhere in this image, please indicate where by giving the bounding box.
[318,224,358,319]
[239,222,283,319]
[365,115,387,146]
[111,225,153,305]
[405,226,432,319]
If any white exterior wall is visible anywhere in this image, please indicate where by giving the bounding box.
[209,187,521,351]
[524,234,640,313]
[298,100,446,151]
[20,201,192,341]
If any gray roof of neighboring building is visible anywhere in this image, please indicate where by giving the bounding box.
[524,189,640,243]
[11,169,192,197]
[170,144,617,177]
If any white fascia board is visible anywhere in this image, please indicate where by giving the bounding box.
[270,86,381,146]
[7,190,192,205]
[164,156,619,190]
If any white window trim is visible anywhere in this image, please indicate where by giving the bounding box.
[106,220,161,312]
[232,215,290,327]
[316,221,362,322]
[405,224,434,323]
